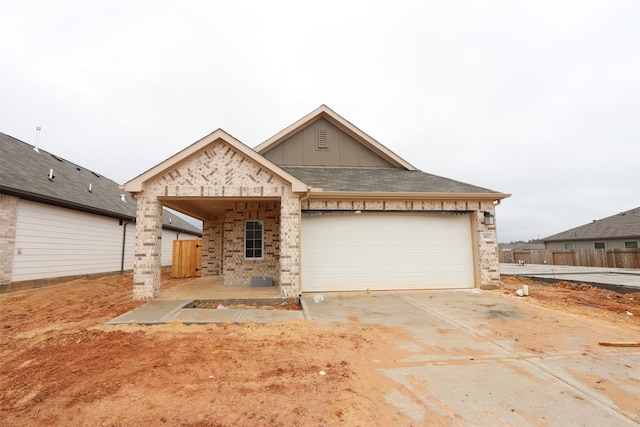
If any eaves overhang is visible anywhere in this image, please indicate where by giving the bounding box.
[0,185,202,235]
[306,189,511,202]
[0,185,135,221]
[543,235,640,243]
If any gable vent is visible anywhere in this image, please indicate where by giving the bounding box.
[317,129,328,149]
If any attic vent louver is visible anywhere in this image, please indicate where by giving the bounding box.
[317,129,328,149]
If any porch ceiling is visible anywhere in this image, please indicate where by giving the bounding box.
[161,197,280,220]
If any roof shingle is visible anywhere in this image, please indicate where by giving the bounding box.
[0,132,200,234]
[283,166,500,194]
[543,207,640,241]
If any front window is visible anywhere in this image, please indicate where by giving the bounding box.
[625,241,638,249]
[245,220,263,259]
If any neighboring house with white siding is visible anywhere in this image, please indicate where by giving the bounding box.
[0,132,202,291]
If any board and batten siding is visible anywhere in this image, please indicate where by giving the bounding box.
[11,200,197,282]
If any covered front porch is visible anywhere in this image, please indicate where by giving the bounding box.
[157,276,281,300]
[122,129,308,300]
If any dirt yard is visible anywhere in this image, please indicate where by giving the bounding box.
[1,272,638,426]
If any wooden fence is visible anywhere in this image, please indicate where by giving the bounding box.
[171,239,202,278]
[499,249,640,269]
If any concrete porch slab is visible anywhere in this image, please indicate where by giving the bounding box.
[104,299,192,325]
[105,295,304,325]
[158,276,282,300]
[168,308,245,324]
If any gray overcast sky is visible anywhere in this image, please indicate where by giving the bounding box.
[1,0,639,243]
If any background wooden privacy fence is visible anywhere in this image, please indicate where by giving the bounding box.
[171,239,202,278]
[500,249,640,269]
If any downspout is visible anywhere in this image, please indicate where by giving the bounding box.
[176,230,182,240]
[121,219,133,273]
[300,188,311,204]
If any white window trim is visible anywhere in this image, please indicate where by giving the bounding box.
[245,220,264,260]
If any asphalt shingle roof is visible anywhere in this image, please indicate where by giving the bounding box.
[543,207,640,241]
[282,166,500,194]
[0,132,200,234]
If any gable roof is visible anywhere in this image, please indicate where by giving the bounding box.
[123,128,308,193]
[254,105,417,170]
[0,132,201,235]
[284,166,506,199]
[543,207,640,242]
[254,105,509,200]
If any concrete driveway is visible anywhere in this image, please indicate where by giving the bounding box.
[301,290,640,426]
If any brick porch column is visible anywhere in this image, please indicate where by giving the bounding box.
[202,216,222,276]
[133,196,163,299]
[475,207,501,290]
[0,194,19,289]
[279,190,301,297]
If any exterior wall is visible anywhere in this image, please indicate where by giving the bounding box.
[0,194,19,287]
[262,118,395,168]
[202,217,223,276]
[279,189,302,297]
[301,198,501,290]
[0,197,198,291]
[10,200,135,282]
[546,239,640,251]
[221,201,280,286]
[473,208,500,289]
[133,139,299,299]
[133,196,163,300]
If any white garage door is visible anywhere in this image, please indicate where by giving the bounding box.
[301,213,474,292]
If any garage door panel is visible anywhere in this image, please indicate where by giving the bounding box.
[301,213,474,292]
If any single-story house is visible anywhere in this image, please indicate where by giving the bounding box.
[543,207,640,250]
[0,132,202,291]
[124,105,510,300]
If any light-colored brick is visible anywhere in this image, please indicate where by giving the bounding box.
[0,194,19,286]
[130,138,502,298]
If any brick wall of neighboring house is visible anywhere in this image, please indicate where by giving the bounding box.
[301,199,501,290]
[0,194,19,288]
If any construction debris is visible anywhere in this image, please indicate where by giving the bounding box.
[598,341,640,347]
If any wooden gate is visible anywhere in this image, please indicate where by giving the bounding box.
[171,239,202,278]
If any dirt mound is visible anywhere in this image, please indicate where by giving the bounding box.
[499,276,640,329]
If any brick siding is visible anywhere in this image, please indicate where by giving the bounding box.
[131,139,300,299]
[0,194,19,288]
